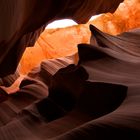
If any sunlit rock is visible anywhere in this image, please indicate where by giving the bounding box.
[89,0,140,34]
[20,0,140,74]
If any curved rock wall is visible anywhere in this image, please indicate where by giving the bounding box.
[20,0,140,74]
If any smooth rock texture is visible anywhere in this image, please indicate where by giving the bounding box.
[20,0,140,74]
[0,0,122,77]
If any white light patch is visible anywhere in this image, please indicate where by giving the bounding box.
[46,15,101,29]
[46,19,77,29]
[89,14,102,21]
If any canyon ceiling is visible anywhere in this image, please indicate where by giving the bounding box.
[19,0,140,74]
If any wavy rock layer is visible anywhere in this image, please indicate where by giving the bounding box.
[20,0,140,74]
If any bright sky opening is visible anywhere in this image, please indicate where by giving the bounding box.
[46,15,101,29]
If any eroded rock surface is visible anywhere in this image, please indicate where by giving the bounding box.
[20,0,140,74]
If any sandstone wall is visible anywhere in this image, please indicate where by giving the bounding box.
[20,0,140,74]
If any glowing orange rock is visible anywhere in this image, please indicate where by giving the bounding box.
[20,0,140,74]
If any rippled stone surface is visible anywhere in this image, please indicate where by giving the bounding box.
[20,0,140,74]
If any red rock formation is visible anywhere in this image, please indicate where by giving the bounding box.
[19,25,90,74]
[20,0,140,74]
[89,0,140,35]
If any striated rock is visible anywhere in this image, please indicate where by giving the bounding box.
[20,0,140,74]
[20,25,90,74]
[0,0,121,77]
[89,0,140,35]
